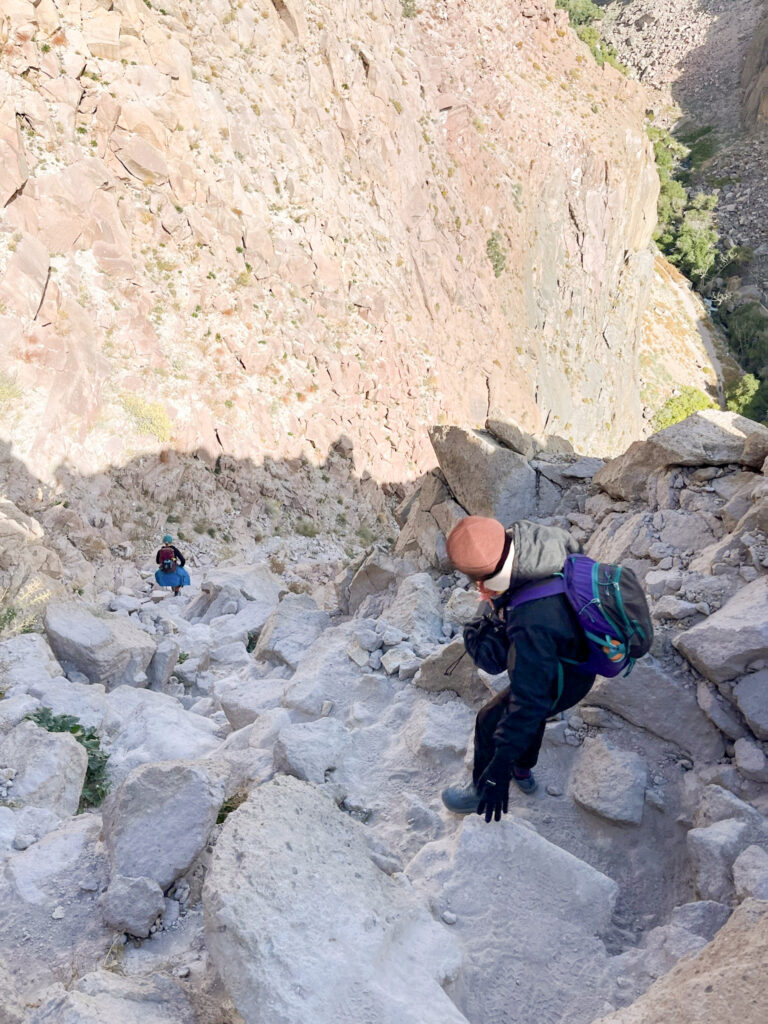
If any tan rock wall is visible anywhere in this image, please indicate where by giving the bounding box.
[0,0,663,483]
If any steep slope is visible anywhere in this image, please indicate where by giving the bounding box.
[0,0,667,484]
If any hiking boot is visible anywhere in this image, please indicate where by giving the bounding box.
[172,586,181,596]
[441,782,481,815]
[512,767,537,795]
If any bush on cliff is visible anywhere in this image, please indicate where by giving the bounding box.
[653,386,716,432]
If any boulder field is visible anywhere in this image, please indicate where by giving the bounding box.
[1,411,768,1022]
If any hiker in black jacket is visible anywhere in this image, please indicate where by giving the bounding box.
[441,516,597,823]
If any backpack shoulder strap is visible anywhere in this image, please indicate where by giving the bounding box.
[504,575,566,612]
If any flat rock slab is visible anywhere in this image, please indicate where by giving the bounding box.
[581,658,724,761]
[406,814,618,1024]
[203,776,467,1024]
[254,593,330,670]
[674,577,768,684]
[570,735,648,825]
[28,970,195,1024]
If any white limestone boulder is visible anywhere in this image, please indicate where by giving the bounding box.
[687,819,750,902]
[8,675,107,731]
[0,720,87,817]
[593,410,768,501]
[203,776,467,1024]
[0,694,42,733]
[581,658,724,761]
[100,874,165,938]
[214,671,287,730]
[0,633,63,690]
[570,736,648,825]
[253,593,330,669]
[103,760,224,891]
[406,814,618,1024]
[273,717,353,784]
[101,686,221,785]
[28,971,195,1024]
[282,620,375,719]
[382,572,444,641]
[404,700,476,760]
[429,425,538,522]
[44,602,156,689]
[674,576,768,684]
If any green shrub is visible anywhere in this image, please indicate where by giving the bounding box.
[26,707,109,810]
[120,395,172,442]
[653,387,716,432]
[723,303,768,373]
[0,372,21,408]
[726,373,761,417]
[556,0,603,26]
[400,0,416,16]
[670,194,719,282]
[486,232,507,278]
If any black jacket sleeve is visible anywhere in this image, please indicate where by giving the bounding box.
[171,546,185,567]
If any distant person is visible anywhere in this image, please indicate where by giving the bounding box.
[441,516,597,823]
[154,534,190,596]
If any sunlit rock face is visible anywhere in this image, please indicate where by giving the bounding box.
[0,0,667,484]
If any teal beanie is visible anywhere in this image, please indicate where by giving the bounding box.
[163,534,173,543]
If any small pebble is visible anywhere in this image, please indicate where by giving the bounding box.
[441,910,457,925]
[52,906,65,920]
[546,784,563,797]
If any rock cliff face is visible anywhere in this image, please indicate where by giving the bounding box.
[0,0,663,482]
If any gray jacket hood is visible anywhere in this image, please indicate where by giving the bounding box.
[507,520,580,589]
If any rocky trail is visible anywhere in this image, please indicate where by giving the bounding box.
[1,411,768,1022]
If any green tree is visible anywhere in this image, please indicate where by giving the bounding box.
[726,373,761,417]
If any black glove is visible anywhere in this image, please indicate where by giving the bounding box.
[476,753,512,823]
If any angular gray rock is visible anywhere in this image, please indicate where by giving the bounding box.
[733,670,768,740]
[203,776,467,1024]
[254,593,330,669]
[44,602,156,689]
[732,845,768,900]
[570,736,648,825]
[593,411,768,501]
[412,638,493,706]
[28,970,195,1024]
[581,658,724,761]
[382,572,444,641]
[687,818,749,902]
[146,638,180,690]
[103,761,224,890]
[406,814,618,1024]
[0,720,87,817]
[674,577,768,684]
[429,425,538,522]
[100,874,165,938]
[273,718,353,784]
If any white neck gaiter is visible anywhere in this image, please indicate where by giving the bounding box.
[482,540,516,594]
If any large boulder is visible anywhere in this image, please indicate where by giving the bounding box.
[406,814,618,1024]
[581,658,724,761]
[570,736,648,825]
[0,633,63,690]
[100,686,222,784]
[593,411,768,501]
[102,761,224,890]
[381,572,444,642]
[429,425,538,522]
[0,720,87,817]
[674,577,768,684]
[733,670,768,740]
[253,593,330,670]
[43,603,156,689]
[203,776,467,1024]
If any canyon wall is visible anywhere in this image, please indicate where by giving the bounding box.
[0,0,663,484]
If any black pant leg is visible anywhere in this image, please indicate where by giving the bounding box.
[513,718,548,770]
[472,687,511,785]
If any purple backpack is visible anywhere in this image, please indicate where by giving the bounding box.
[505,554,653,678]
